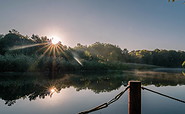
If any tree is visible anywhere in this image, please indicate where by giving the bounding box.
[9,29,20,34]
[31,34,42,43]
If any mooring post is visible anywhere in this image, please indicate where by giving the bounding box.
[128,81,141,114]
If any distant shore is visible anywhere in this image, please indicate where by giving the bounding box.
[153,68,185,73]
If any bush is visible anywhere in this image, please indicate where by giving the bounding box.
[0,54,159,72]
[0,54,34,72]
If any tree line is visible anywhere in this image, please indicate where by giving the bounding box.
[0,30,184,72]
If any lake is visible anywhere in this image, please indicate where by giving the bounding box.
[0,70,185,114]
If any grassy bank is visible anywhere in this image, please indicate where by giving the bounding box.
[0,54,158,72]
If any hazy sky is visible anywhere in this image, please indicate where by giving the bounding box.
[0,0,185,51]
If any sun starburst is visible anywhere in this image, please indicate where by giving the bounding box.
[9,35,83,72]
[51,37,61,45]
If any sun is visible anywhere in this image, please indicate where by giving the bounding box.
[51,36,60,45]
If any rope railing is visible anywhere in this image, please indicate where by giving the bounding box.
[78,86,130,114]
[141,87,185,104]
[78,81,185,114]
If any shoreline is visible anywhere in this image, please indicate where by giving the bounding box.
[153,68,185,73]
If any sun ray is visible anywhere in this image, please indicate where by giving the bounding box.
[34,45,53,61]
[9,43,47,51]
[49,46,54,56]
[74,56,83,66]
[24,38,73,73]
[41,45,53,57]
[57,47,69,61]
[55,46,60,56]
[52,47,56,73]
[53,46,56,57]
[57,45,69,59]
[36,44,50,53]
[182,71,185,76]
[28,45,53,71]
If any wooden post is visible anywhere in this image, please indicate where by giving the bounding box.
[128,81,141,114]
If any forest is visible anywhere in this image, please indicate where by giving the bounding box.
[0,30,184,72]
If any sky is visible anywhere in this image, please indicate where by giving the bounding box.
[0,0,185,51]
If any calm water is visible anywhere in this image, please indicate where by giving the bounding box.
[0,70,185,114]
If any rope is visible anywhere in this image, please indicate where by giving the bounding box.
[142,87,185,104]
[78,86,130,114]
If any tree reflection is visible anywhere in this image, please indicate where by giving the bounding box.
[0,71,185,106]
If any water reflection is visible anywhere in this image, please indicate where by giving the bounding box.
[0,70,185,106]
[49,86,59,97]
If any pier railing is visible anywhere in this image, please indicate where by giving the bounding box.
[79,81,185,114]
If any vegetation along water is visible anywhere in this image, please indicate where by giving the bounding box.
[0,30,184,72]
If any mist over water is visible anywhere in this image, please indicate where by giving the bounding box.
[0,70,185,114]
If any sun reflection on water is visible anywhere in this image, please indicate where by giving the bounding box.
[49,86,58,97]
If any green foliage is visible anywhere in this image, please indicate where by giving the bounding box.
[0,30,50,55]
[0,30,184,72]
[0,54,34,72]
[74,42,127,62]
[129,49,185,68]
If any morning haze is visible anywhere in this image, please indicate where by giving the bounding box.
[0,0,185,51]
[0,1,185,114]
